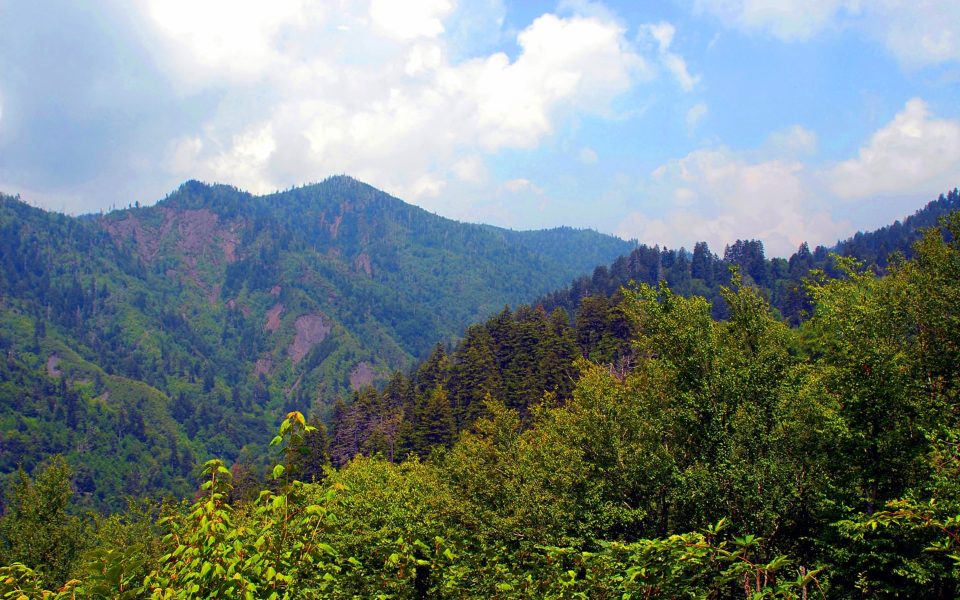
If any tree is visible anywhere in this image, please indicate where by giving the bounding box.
[286,417,331,483]
[0,456,88,588]
[724,239,768,286]
[691,241,715,284]
[447,325,501,426]
[413,386,456,456]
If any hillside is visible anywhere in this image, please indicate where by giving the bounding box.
[328,188,960,465]
[4,199,959,599]
[0,176,634,507]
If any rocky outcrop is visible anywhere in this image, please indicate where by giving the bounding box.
[349,361,375,390]
[288,314,332,365]
[265,303,284,333]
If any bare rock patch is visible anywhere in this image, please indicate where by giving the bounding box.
[265,303,284,333]
[288,314,332,365]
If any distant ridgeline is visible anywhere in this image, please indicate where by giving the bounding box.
[540,187,960,324]
[330,188,960,464]
[0,177,633,509]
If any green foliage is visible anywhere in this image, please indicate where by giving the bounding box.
[0,178,634,506]
[2,194,960,597]
[0,456,89,589]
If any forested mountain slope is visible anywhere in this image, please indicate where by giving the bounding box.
[4,201,959,599]
[0,176,634,507]
[329,188,960,464]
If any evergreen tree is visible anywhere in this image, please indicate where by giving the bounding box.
[286,417,330,483]
[447,324,501,426]
[413,386,455,456]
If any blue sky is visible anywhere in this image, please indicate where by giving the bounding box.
[1,0,958,256]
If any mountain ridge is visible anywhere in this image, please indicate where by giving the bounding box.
[0,175,635,507]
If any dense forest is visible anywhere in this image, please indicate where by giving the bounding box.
[0,177,634,508]
[1,203,958,597]
[327,189,960,460]
[2,181,954,512]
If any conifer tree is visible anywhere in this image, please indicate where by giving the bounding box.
[448,324,501,426]
[413,386,456,456]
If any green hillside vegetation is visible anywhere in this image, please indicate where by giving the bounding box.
[2,210,959,598]
[0,178,634,508]
[326,190,960,462]
[1,186,954,511]
[539,188,960,325]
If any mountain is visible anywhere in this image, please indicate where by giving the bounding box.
[327,188,960,464]
[0,176,634,508]
[7,197,956,598]
[3,180,955,509]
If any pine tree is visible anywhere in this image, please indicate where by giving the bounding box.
[448,324,501,426]
[539,307,578,400]
[415,343,449,396]
[286,417,330,483]
[412,386,455,456]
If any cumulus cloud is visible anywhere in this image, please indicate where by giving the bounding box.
[0,0,713,225]
[369,0,454,40]
[829,98,960,199]
[620,147,845,256]
[157,6,652,200]
[694,0,960,66]
[145,0,313,86]
[619,98,960,256]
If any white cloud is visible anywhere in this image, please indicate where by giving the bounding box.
[638,22,699,91]
[829,98,960,199]
[406,174,447,198]
[369,0,453,40]
[695,0,960,66]
[451,156,487,182]
[579,147,599,164]
[145,0,312,86]
[686,102,708,133]
[470,13,650,148]
[151,6,650,200]
[869,1,960,67]
[620,147,846,256]
[674,187,697,206]
[619,99,960,256]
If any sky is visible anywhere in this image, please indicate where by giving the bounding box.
[1,1,958,256]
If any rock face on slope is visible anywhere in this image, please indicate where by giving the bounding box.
[0,175,637,503]
[289,314,332,365]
